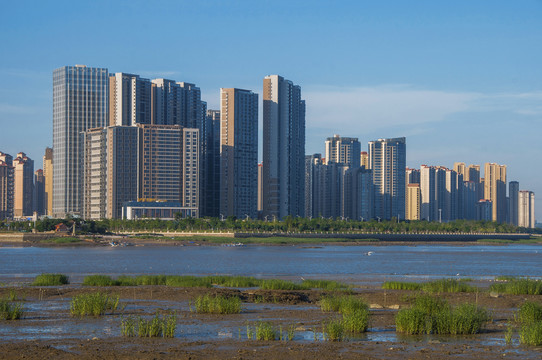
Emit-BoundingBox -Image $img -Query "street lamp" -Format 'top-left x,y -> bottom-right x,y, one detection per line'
438,209 -> 442,223
376,216 -> 381,222
244,214 -> 249,221
220,214 -> 225,221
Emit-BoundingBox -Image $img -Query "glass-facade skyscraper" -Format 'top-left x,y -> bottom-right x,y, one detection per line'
53,65 -> 109,217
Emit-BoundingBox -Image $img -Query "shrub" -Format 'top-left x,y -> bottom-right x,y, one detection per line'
32,273 -> 69,286
193,294 -> 241,314
70,292 -> 120,317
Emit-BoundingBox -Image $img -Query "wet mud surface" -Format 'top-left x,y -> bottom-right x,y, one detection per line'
0,285 -> 542,359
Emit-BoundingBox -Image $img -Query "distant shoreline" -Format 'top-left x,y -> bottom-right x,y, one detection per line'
0,231 -> 539,247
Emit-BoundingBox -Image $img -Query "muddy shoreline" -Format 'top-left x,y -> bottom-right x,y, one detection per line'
0,283 -> 541,359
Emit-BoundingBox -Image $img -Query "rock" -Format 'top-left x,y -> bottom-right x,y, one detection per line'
490,291 -> 501,298
387,304 -> 400,310
370,303 -> 383,309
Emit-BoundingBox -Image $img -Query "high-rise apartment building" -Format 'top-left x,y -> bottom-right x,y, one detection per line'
82,128 -> 108,219
325,135 -> 361,167
0,152 -> 14,220
109,73 -> 152,126
466,165 -> 480,183
106,126 -> 140,219
484,163 -> 507,223
453,162 -> 466,177
43,147 -> 53,216
369,137 -> 406,220
220,88 -> 258,219
518,191 -> 535,228
262,75 -> 305,219
304,154 -> 322,219
360,151 -> 369,169
181,128 -> 200,211
257,163 -> 263,213
406,184 -> 421,220
138,124 -> 182,202
201,109 -> 221,217
406,168 -> 421,185
13,152 -> 34,217
33,169 -> 45,216
476,199 -> 493,221
508,181 -> 519,226
463,181 -> 479,220
53,65 -> 109,217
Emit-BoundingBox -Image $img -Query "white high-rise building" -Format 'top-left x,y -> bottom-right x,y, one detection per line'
325,135 -> 361,167
53,65 -> 109,217
518,191 -> 535,228
369,137 -> 406,221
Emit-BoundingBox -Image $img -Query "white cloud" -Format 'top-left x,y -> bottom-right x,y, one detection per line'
303,85 -> 542,133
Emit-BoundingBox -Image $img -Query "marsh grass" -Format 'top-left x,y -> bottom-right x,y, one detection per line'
495,275 -> 517,282
259,279 -> 307,290
32,273 -> 69,286
193,294 -> 241,314
70,292 -> 120,317
518,301 -> 542,324
83,275 -> 118,286
0,300 -> 23,320
121,312 -> 176,338
490,278 -> 542,295
382,281 -> 422,291
245,321 -> 294,341
520,322 -> 542,346
6,290 -> 25,302
383,279 -> 476,293
395,295 -> 489,335
323,319 -> 345,341
320,295 -> 368,315
207,275 -> 260,288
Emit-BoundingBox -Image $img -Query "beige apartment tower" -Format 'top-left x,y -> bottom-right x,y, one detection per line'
43,147 -> 53,216
13,152 -> 34,218
406,183 -> 421,220
220,88 -> 258,219
0,152 -> 14,220
484,163 -> 507,223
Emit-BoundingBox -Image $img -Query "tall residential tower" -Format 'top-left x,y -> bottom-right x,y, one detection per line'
262,75 -> 306,219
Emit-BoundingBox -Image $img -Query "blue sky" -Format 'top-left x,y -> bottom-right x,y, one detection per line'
1,0 -> 541,220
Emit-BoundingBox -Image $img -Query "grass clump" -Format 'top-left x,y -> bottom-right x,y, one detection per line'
302,279 -> 351,291
422,279 -> 476,293
121,312 -> 176,338
259,279 -> 306,290
323,319 -> 345,341
490,278 -> 542,295
382,279 -> 476,293
42,237 -> 81,244
208,275 -> 261,288
0,300 -> 23,320
518,301 -> 542,324
382,281 -> 422,291
520,322 -> 542,346
320,295 -> 370,335
395,295 -> 489,335
320,295 -> 368,314
83,275 -> 118,286
193,294 -> 241,314
70,292 -> 120,317
165,276 -> 212,288
32,273 -> 69,286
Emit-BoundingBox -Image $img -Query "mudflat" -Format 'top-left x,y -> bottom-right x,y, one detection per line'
0,283 -> 541,359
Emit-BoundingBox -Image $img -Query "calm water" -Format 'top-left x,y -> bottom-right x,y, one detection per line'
1,244 -> 541,282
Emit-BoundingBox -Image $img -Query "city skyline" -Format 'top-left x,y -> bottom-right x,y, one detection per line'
0,1 -> 540,218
